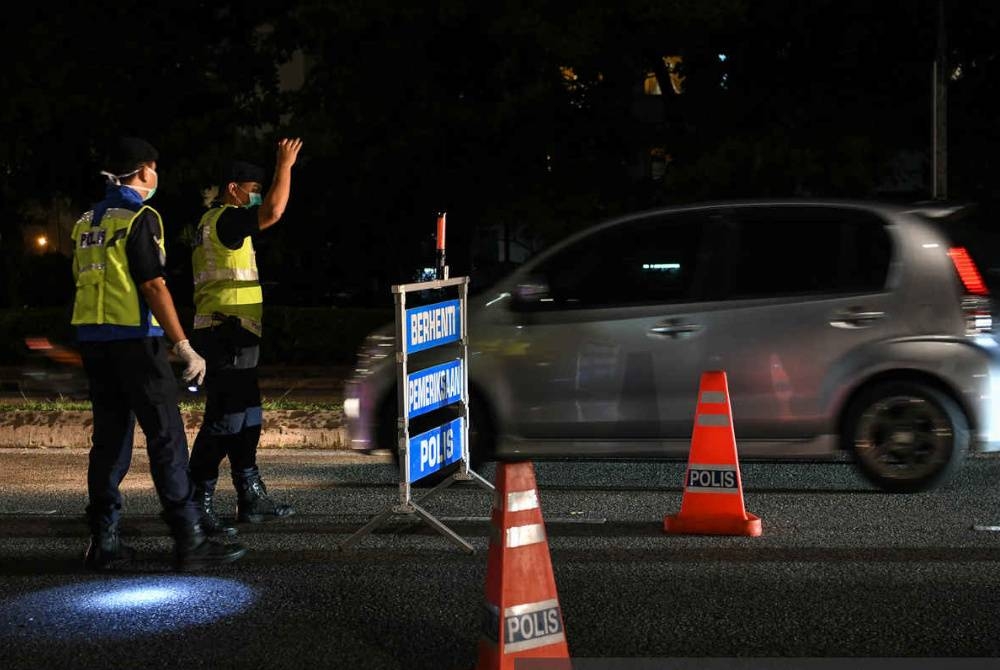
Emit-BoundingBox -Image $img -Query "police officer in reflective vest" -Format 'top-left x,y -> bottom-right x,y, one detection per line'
72,136 -> 247,570
189,138 -> 303,534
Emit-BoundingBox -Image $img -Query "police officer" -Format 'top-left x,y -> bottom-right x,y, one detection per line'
189,138 -> 303,534
72,136 -> 247,571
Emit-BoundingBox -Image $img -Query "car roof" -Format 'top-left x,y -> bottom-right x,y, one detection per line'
541,198 -> 962,250
482,197 -> 982,296
594,197 -> 974,226
504,198 -> 966,278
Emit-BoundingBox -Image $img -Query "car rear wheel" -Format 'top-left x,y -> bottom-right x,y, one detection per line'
843,380 -> 969,493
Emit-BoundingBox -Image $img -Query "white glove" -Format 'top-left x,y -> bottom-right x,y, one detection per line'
173,339 -> 207,386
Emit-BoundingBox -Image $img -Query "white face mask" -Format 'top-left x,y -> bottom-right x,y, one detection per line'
131,167 -> 158,201
101,166 -> 158,201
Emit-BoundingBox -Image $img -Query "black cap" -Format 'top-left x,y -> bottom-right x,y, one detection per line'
106,136 -> 158,176
221,160 -> 266,185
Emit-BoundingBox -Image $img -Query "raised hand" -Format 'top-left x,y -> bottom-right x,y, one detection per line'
276,138 -> 303,169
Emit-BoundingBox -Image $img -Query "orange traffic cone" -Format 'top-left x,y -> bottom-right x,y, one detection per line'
664,370 -> 762,537
477,461 -> 569,669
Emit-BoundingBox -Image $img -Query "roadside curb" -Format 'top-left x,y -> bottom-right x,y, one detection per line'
0,410 -> 348,450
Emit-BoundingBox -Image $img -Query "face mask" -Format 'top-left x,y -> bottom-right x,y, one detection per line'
127,167 -> 157,201
101,166 -> 157,201
238,185 -> 262,209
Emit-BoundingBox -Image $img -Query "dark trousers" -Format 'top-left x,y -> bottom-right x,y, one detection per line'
188,325 -> 263,490
80,337 -> 199,532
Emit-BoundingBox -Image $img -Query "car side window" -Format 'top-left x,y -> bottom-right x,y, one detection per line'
515,214 -> 708,310
840,213 -> 893,292
725,207 -> 891,299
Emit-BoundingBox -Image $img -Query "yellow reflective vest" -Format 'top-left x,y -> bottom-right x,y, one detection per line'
191,205 -> 263,336
71,205 -> 163,328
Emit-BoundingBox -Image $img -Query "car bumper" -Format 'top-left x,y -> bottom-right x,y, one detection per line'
970,336 -> 1000,452
343,379 -> 374,451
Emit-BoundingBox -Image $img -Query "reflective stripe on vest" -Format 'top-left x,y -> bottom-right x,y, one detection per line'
194,268 -> 259,283
70,206 -> 164,327
191,205 -> 263,335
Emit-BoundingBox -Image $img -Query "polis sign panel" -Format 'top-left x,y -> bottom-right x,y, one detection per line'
408,417 -> 464,482
405,299 -> 461,354
406,358 -> 463,419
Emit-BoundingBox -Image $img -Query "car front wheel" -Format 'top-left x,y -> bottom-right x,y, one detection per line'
843,380 -> 969,493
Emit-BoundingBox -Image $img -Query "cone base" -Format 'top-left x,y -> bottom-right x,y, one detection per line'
477,642 -> 571,670
663,512 -> 762,537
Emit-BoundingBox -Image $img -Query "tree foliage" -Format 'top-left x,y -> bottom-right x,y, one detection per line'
3,1 -> 1000,308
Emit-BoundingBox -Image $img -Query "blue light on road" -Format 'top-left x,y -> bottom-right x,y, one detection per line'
88,586 -> 180,609
1,576 -> 256,640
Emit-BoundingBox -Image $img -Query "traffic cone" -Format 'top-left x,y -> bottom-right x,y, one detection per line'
477,461 -> 569,669
664,370 -> 762,537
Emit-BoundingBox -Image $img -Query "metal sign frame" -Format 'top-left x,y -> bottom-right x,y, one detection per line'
340,276 -> 494,553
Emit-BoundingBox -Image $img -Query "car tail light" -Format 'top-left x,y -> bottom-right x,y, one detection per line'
948,246 -> 992,335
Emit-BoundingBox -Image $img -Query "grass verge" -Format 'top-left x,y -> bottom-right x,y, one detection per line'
0,399 -> 340,413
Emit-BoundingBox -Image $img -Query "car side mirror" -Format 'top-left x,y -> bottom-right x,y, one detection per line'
511,276 -> 551,310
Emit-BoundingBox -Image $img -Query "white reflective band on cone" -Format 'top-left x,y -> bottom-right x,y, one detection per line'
701,391 -> 727,403
697,413 -> 730,426
505,598 -> 560,617
501,490 -> 539,512
506,523 -> 546,548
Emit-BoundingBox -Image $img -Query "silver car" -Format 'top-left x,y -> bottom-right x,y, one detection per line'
344,199 -> 1000,492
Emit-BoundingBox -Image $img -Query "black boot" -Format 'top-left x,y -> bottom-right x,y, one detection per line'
193,482 -> 238,537
84,523 -> 136,571
173,523 -> 247,571
235,470 -> 295,523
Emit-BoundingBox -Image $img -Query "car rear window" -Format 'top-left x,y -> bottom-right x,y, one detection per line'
725,206 -> 892,299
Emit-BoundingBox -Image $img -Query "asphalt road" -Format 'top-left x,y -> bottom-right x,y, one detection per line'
3,449 -> 1000,669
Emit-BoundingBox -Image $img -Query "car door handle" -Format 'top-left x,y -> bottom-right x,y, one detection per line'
830,308 -> 886,329
648,322 -> 704,338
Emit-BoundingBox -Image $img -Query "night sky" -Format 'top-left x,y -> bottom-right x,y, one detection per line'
2,0 -> 999,310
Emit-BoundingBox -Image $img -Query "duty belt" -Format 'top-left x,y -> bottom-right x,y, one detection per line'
193,312 -> 262,337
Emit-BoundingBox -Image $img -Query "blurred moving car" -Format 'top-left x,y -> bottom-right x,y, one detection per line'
13,336 -> 89,399
10,336 -> 203,400
344,199 -> 1000,492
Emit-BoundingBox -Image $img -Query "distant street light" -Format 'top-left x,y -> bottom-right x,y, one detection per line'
36,235 -> 48,249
